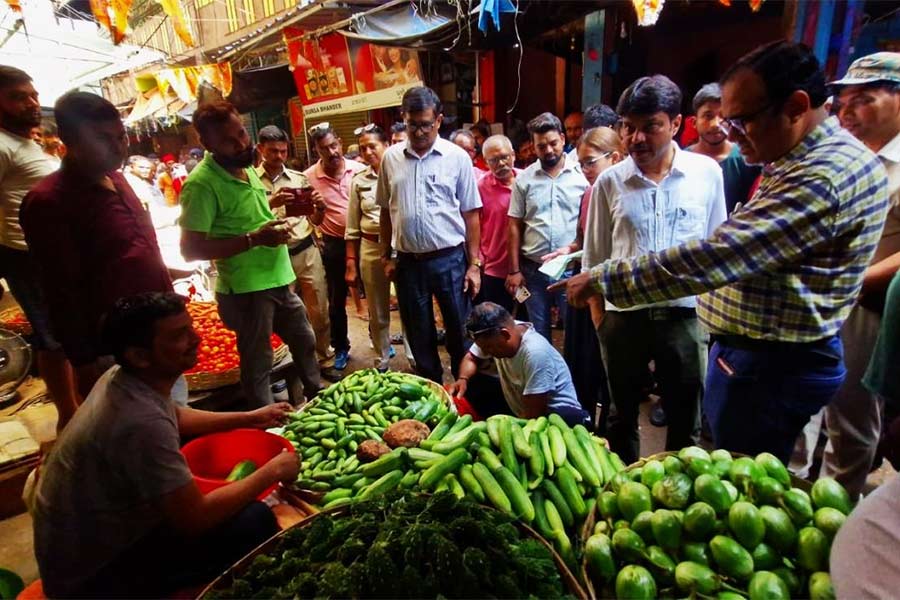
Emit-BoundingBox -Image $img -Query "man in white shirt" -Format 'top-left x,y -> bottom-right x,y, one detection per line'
582,75 -> 727,464
377,86 -> 482,383
0,65 -> 78,430
819,53 -> 900,497
506,112 -> 589,341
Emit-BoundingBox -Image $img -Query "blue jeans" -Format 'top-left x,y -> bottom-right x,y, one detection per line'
520,258 -> 567,342
705,335 -> 846,464
396,245 -> 471,383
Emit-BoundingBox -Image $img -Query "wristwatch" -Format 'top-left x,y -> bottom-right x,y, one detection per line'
470,258 -> 483,269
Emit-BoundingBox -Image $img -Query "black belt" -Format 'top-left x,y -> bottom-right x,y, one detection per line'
288,235 -> 315,256
398,243 -> 462,262
711,334 -> 838,354
627,306 -> 697,321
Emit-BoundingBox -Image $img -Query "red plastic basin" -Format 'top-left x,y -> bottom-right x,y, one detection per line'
181,429 -> 294,500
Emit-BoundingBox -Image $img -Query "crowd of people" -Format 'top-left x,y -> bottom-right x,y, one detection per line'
0,39 -> 899,597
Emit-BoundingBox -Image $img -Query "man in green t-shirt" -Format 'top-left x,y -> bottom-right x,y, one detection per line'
180,101 -> 321,406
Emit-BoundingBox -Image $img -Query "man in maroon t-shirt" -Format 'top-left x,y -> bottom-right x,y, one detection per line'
21,92 -> 173,396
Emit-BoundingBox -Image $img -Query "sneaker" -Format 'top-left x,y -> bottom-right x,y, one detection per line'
388,346 -> 396,359
335,349 -> 350,370
320,367 -> 344,382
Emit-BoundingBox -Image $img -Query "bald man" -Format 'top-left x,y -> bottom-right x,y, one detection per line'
475,135 -> 521,312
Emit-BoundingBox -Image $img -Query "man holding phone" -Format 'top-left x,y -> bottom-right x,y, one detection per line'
180,102 -> 322,407
255,126 -> 340,381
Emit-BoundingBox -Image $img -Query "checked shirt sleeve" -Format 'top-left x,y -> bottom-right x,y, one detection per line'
590,170 -> 839,309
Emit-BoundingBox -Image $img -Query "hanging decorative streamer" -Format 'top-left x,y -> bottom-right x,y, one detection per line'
157,0 -> 195,47
153,63 -> 232,103
5,0 -> 21,12
719,0 -> 765,11
632,0 -> 665,26
89,0 -> 133,44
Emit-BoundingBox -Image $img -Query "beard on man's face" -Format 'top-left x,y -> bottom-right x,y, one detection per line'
216,146 -> 255,169
539,151 -> 561,170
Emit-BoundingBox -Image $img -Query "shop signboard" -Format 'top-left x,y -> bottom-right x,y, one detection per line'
300,80 -> 421,119
284,28 -> 421,115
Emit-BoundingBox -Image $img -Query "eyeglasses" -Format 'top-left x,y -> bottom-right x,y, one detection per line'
579,152 -> 611,169
486,153 -> 513,166
466,326 -> 499,340
354,123 -> 377,136
719,104 -> 773,137
308,122 -> 331,136
406,119 -> 436,133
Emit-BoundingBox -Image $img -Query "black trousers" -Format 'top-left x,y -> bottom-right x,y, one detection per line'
322,235 -> 350,352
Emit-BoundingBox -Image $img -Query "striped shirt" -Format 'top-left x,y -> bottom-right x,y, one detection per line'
588,117 -> 889,342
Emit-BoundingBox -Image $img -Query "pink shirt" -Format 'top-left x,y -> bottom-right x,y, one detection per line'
478,170 -> 520,278
304,159 -> 365,238
578,183 -> 594,233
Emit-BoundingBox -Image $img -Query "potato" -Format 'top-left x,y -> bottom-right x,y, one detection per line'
357,439 -> 391,462
382,419 -> 431,448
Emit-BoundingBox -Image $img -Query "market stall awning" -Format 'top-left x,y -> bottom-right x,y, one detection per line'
0,0 -> 166,105
123,88 -> 186,125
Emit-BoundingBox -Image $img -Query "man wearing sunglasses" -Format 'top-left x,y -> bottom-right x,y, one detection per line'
578,75 -> 727,465
303,123 -> 365,371
451,301 -> 589,426
376,86 -> 481,383
554,41 -> 890,464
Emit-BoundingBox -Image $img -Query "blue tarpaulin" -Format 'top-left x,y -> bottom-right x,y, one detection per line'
478,0 -> 516,33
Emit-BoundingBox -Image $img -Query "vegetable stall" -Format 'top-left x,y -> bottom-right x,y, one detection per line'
202,368 -> 854,599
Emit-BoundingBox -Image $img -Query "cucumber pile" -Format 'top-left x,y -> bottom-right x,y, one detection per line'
305,411 -> 626,568
583,446 -> 853,600
281,369 -> 451,493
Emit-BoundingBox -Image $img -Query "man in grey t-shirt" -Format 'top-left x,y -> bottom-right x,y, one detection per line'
34,293 -> 299,598
450,302 -> 588,426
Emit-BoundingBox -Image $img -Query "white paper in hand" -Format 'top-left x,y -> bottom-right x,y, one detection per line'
538,250 -> 583,280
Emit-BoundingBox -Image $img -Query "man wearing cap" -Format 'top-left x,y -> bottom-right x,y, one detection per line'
553,41 -> 890,464
818,52 -> 900,497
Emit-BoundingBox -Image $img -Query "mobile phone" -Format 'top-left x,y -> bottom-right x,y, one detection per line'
514,285 -> 531,304
285,187 -> 315,217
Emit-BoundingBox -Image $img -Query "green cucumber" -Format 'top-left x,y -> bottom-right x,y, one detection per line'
418,448 -> 470,490
472,462 -> 513,516
493,465 -> 535,522
458,464 -> 485,502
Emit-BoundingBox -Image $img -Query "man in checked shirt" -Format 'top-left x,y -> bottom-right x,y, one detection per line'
554,41 -> 890,463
